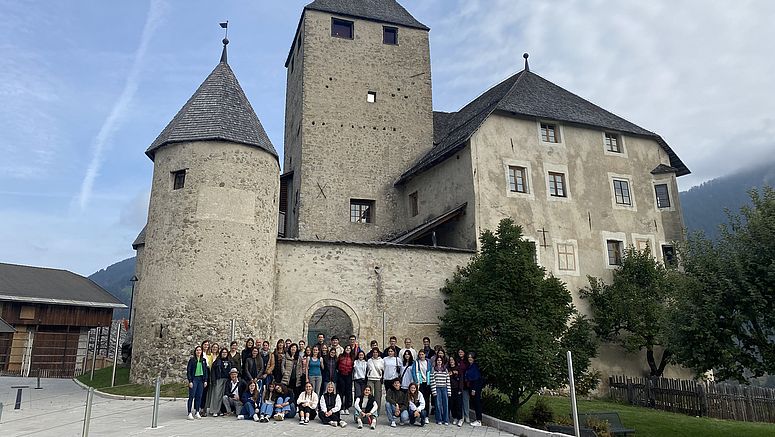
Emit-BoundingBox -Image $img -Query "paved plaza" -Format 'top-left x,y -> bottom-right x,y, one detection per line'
0,377 -> 516,437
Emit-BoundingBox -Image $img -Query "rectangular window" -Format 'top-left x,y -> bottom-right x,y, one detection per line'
613,179 -> 632,205
20,305 -> 36,320
557,243 -> 576,271
409,191 -> 418,217
548,172 -> 567,197
662,244 -> 676,266
383,26 -> 398,45
541,123 -> 559,143
331,18 -> 354,39
367,91 -> 377,103
655,184 -> 671,208
635,239 -> 651,255
350,199 -> 374,223
172,170 -> 186,190
508,166 -> 528,193
607,240 -> 623,266
605,132 -> 622,153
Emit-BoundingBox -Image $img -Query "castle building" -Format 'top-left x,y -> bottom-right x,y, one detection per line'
130,0 -> 689,383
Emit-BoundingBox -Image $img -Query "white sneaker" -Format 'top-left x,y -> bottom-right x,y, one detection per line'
187,413 -> 194,420
457,420 -> 462,427
339,420 -> 347,427
305,417 -> 309,423
254,413 -> 260,422
330,421 -> 338,427
390,421 -> 396,428
370,421 -> 376,429
357,418 -> 363,429
343,409 -> 349,415
424,417 -> 429,424
237,415 -> 245,420
471,420 -> 481,427
194,412 -> 202,419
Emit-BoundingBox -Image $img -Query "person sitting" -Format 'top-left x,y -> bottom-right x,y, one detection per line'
407,383 -> 427,426
319,382 -> 347,428
272,383 -> 294,420
353,385 -> 379,429
385,379 -> 409,427
237,381 -> 260,422
221,368 -> 245,416
296,382 -> 318,424
258,382 -> 277,422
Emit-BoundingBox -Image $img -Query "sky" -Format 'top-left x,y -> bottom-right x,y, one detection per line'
1,0 -> 774,276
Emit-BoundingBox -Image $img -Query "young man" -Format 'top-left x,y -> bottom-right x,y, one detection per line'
314,333 -> 326,352
222,368 -> 245,416
385,379 -> 409,427
382,336 -> 400,358
348,335 -> 362,355
421,337 -> 435,361
400,338 -> 418,362
331,336 -> 344,357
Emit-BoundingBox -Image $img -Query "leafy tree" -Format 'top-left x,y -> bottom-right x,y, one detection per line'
439,218 -> 596,412
667,187 -> 775,382
581,248 -> 678,377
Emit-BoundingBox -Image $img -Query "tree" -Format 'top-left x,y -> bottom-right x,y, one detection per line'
667,187 -> 775,382
438,218 -> 596,412
581,248 -> 678,377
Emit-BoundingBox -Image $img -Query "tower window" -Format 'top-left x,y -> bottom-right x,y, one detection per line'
662,244 -> 676,266
350,199 -> 374,224
383,26 -> 398,45
172,169 -> 186,190
409,191 -> 418,217
367,91 -> 377,103
655,184 -> 671,208
332,18 -> 354,39
613,179 -> 632,205
508,166 -> 528,193
605,132 -> 622,153
607,239 -> 624,266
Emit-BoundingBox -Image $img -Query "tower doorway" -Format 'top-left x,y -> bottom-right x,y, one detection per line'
306,306 -> 354,347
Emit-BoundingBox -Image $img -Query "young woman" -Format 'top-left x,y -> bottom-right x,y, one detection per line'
366,347 -> 385,411
272,340 -> 285,384
336,344 -> 355,413
258,382 -> 277,422
281,343 -> 302,398
300,346 -> 312,392
208,348 -> 231,416
296,382 -> 318,424
411,349 -> 432,423
448,357 -> 463,426
385,379 -> 408,427
321,344 -> 329,360
243,346 -> 263,385
186,345 -> 208,420
237,380 -> 260,421
400,350 -> 414,392
382,347 -> 402,395
435,348 -> 448,365
407,383 -> 427,427
199,340 -> 212,416
353,385 -> 379,429
431,355 -> 451,425
228,340 -> 242,372
456,349 -> 470,425
352,350 -> 368,403
272,383 -> 293,421
465,352 -> 483,427
260,340 -> 274,392
241,338 -> 255,364
307,345 -> 324,395
322,347 -> 338,395
319,381 -> 347,427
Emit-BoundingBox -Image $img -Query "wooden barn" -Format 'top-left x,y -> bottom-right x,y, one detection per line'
0,262 -> 125,377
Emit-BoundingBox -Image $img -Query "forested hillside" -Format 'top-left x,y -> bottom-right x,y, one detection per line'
88,257 -> 136,319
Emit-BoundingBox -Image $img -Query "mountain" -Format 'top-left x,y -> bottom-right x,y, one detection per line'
680,162 -> 775,240
88,257 -> 136,319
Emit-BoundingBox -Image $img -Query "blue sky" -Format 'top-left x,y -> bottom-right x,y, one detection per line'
1,0 -> 774,276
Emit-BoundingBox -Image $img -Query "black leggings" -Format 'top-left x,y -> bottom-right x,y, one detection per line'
320,410 -> 340,424
471,389 -> 482,421
299,405 -> 317,420
337,373 -> 353,409
419,383 -> 432,416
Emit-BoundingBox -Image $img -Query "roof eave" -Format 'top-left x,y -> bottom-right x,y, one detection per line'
304,6 -> 430,31
0,294 -> 126,309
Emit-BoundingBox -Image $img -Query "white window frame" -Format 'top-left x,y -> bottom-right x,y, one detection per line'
608,173 -> 637,211
553,239 -> 580,276
653,179 -> 676,212
602,131 -> 628,157
503,159 -> 534,199
544,163 -> 571,202
601,231 -> 627,270
537,120 -> 565,146
631,233 -> 656,258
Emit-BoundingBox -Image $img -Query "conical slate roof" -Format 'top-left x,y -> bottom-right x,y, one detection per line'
146,59 -> 277,159
305,0 -> 429,30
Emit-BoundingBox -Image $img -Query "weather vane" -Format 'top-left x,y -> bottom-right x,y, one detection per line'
219,21 -> 229,63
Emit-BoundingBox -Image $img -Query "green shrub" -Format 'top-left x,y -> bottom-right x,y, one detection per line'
585,417 -> 612,437
576,368 -> 602,396
482,386 -> 519,423
526,397 -> 554,429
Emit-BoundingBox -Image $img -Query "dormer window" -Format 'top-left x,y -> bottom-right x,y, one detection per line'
383,26 -> 398,45
540,123 -> 559,143
332,18 -> 354,39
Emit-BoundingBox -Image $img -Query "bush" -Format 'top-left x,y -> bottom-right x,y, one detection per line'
585,417 -> 612,437
526,397 -> 554,429
576,368 -> 602,396
482,386 -> 519,423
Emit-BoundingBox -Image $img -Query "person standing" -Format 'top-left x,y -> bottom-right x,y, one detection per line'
296,382 -> 319,424
322,347 -> 338,395
411,349 -> 432,423
400,338 -> 417,362
307,345 -> 324,395
314,332 -> 326,353
421,337 -> 436,361
281,343 -> 302,399
448,357 -> 463,426
337,344 -> 355,413
319,382 -> 347,427
228,341 -> 242,372
382,336 -> 400,358
400,350 -> 414,392
260,340 -> 274,394
331,336 -> 344,357
186,345 -> 208,420
272,340 -> 285,384
465,352 -> 484,427
208,348 -> 231,416
456,349 -> 470,425
352,350 -> 368,402
431,355 -> 451,425
348,335 -> 362,356
243,346 -> 264,387
241,338 -> 255,364
382,347 -> 402,395
366,348 -> 385,412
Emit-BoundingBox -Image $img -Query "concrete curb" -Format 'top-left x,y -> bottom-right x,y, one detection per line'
482,414 -> 568,437
71,377 -> 183,402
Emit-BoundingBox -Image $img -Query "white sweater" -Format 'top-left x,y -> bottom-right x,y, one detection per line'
367,357 -> 385,380
408,392 -> 426,412
353,360 -> 368,380
296,391 -> 319,410
383,356 -> 402,381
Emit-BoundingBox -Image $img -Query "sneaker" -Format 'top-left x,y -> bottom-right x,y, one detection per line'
425,417 -> 430,424
299,418 -> 305,425
457,420 -> 462,427
194,412 -> 202,419
343,409 -> 349,415
330,421 -> 338,427
370,421 -> 376,429
277,414 -> 285,421
237,415 -> 245,420
253,413 -> 260,422
305,417 -> 309,423
339,420 -> 347,428
187,413 -> 194,420
471,420 -> 481,427
357,418 -> 363,429
390,421 -> 396,428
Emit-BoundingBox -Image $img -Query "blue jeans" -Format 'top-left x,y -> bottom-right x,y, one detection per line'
434,387 -> 449,423
385,403 -> 408,425
187,376 -> 205,413
260,401 -> 274,416
240,401 -> 256,418
274,396 -> 292,416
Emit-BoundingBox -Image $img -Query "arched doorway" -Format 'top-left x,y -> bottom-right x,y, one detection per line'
306,306 -> 354,347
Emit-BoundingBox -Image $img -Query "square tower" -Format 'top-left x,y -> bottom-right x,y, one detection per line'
282,0 -> 433,241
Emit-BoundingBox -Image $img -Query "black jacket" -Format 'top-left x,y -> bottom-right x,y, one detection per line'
223,378 -> 246,399
186,356 -> 209,382
243,356 -> 264,382
213,357 -> 231,380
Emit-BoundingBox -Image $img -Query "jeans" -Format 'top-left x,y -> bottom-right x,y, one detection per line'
385,402 -> 409,425
462,390 -> 471,422
260,401 -> 274,416
409,408 -> 427,426
222,395 -> 242,414
240,401 -> 256,418
309,375 -> 323,395
187,376 -> 205,413
354,378 -> 367,401
274,396 -> 292,416
434,387 -> 449,423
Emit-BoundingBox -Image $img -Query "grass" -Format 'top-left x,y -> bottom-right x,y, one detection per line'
76,366 -> 188,398
514,394 -> 775,437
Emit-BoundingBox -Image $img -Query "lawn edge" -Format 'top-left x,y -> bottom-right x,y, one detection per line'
72,376 -> 183,401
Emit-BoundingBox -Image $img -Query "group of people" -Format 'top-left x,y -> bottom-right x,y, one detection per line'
185,334 -> 485,428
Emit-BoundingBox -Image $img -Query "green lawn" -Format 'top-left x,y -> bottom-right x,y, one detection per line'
76,366 -> 188,398
517,395 -> 775,437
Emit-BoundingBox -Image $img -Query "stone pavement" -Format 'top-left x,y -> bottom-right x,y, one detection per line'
0,377 -> 516,437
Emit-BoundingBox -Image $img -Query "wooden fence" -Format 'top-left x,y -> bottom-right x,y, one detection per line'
609,375 -> 775,423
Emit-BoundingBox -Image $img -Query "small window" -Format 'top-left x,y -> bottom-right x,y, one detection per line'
508,166 -> 528,193
332,18 -> 354,39
605,132 -> 622,153
383,26 -> 398,45
557,243 -> 576,271
20,305 -> 36,320
613,179 -> 632,205
172,170 -> 186,190
607,240 -> 623,266
655,184 -> 671,208
662,245 -> 676,266
541,123 -> 559,143
367,91 -> 377,103
350,199 -> 374,224
409,191 -> 418,217
635,239 -> 651,255
548,172 -> 567,197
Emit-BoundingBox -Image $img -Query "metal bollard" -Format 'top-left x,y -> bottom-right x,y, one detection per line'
0,402 -> 4,422
82,387 -> 94,437
151,376 -> 161,428
110,327 -> 120,387
36,374 -> 42,389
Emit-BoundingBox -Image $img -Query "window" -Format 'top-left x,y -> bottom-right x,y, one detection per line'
655,184 -> 671,208
605,132 -> 622,153
635,239 -> 651,255
20,305 -> 35,320
548,172 -> 567,197
613,179 -> 632,205
350,199 -> 374,223
607,240 -> 623,266
541,123 -> 559,143
331,18 -> 353,39
662,245 -> 676,266
367,91 -> 377,103
557,243 -> 576,271
409,191 -> 418,217
508,166 -> 528,193
383,26 -> 398,45
172,170 -> 186,190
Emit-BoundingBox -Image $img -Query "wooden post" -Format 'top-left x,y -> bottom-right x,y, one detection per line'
626,380 -> 634,405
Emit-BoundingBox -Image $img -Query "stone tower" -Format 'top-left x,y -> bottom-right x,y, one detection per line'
130,42 -> 280,383
281,0 -> 433,241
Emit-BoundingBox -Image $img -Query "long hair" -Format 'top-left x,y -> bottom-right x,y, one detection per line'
408,382 -> 419,403
247,381 -> 259,402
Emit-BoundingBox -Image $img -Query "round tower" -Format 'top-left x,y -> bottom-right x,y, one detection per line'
130,40 -> 280,383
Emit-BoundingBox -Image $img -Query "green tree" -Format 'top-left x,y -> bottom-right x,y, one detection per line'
438,218 -> 596,412
581,248 -> 678,377
667,187 -> 775,382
